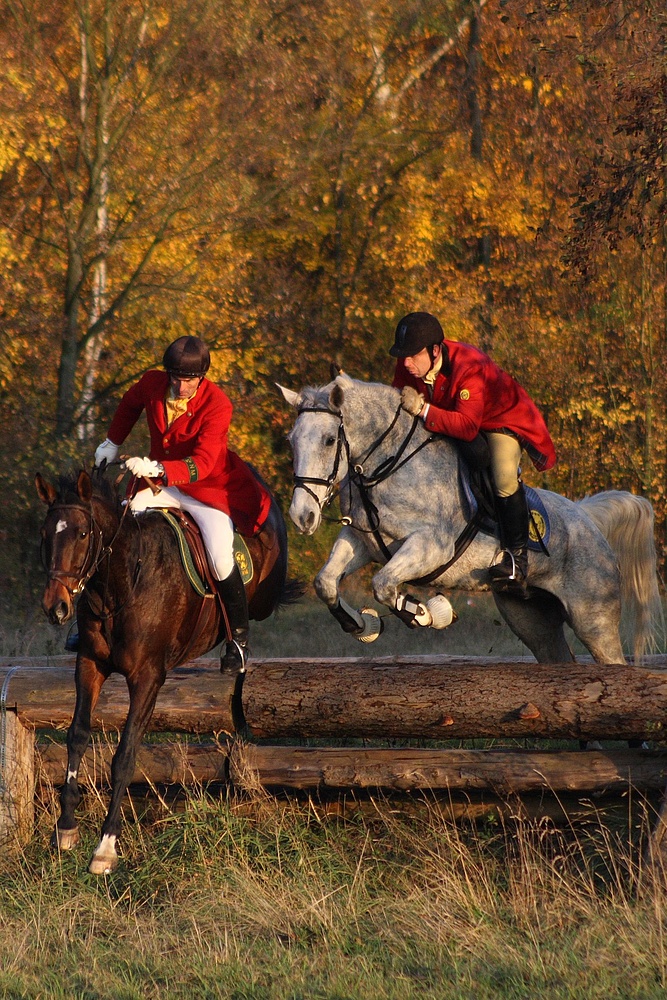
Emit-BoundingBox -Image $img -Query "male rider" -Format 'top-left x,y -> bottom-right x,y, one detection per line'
389,312 -> 556,597
94,335 -> 271,672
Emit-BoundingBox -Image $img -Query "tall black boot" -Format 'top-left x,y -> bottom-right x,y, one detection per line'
488,484 -> 530,599
216,564 -> 250,674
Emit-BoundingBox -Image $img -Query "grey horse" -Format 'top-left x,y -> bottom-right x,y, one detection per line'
279,374 -> 662,665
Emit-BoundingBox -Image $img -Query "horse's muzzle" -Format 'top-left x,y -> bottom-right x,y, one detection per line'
289,502 -> 320,535
42,583 -> 74,625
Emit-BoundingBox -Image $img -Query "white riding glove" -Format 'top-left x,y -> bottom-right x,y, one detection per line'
94,438 -> 120,467
123,456 -> 164,479
400,386 -> 426,417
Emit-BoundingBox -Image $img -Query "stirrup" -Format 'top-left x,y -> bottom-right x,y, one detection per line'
220,638 -> 248,675
65,628 -> 79,653
489,550 -> 529,598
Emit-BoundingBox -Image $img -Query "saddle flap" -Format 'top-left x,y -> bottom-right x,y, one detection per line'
159,509 -> 217,597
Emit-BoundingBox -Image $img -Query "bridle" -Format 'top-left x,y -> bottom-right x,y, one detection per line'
41,503 -> 106,599
291,406 -> 352,516
41,493 -> 135,610
291,403 -> 434,534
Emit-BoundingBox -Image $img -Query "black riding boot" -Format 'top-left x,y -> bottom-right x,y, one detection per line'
217,564 -> 250,674
488,484 -> 530,599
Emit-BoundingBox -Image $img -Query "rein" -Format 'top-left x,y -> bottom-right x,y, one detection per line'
292,403 -> 440,552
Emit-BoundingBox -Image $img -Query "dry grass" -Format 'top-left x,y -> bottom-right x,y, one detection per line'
1,779 -> 667,999
2,596 -> 667,997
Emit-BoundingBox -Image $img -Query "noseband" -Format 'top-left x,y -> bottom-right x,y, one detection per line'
41,502 -> 106,599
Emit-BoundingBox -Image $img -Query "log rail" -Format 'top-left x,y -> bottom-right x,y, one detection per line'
1,653 -> 667,846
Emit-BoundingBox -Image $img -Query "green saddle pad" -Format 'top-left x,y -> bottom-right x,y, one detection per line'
159,511 -> 253,594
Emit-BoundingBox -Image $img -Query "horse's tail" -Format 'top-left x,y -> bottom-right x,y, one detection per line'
577,490 -> 664,662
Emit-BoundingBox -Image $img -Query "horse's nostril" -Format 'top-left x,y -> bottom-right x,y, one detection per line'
52,601 -> 71,625
305,511 -> 316,531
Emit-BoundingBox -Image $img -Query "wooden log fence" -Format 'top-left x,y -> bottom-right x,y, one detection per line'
2,653 -> 667,846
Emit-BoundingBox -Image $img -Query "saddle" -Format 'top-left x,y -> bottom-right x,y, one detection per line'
455,435 -> 550,552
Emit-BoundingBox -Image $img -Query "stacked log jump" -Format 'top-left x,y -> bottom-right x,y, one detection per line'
2,654 -> 667,845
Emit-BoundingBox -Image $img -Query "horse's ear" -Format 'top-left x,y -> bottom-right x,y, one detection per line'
329,381 -> 344,411
77,470 -> 93,503
275,383 -> 302,408
329,362 -> 344,380
35,473 -> 57,505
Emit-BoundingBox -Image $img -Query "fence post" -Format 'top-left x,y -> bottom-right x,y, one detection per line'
0,710 -> 34,847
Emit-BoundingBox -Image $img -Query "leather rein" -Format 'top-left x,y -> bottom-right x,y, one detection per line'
292,403 -> 485,581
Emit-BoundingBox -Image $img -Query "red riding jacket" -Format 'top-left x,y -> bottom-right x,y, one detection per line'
107,370 -> 271,535
392,340 -> 556,472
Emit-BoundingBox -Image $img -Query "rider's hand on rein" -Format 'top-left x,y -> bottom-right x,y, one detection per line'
399,386 -> 426,417
94,438 -> 120,467
121,457 -> 164,496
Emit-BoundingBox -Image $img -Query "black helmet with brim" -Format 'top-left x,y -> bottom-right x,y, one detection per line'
389,312 -> 444,358
163,336 -> 211,377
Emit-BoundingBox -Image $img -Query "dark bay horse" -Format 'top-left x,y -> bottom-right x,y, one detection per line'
36,467 -> 290,874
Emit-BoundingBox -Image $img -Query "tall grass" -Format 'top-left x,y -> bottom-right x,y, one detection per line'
2,781 -> 667,999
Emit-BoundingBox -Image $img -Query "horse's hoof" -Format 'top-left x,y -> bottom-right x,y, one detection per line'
356,607 -> 383,643
88,852 -> 118,875
52,827 -> 79,850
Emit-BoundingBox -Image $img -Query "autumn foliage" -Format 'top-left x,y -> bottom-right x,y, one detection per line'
1,0 -> 665,611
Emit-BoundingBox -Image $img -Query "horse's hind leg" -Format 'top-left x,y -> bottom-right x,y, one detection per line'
54,655 -> 108,850
493,589 -> 575,663
89,671 -> 163,875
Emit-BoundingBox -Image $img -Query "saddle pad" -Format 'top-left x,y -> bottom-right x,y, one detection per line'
460,470 -> 550,551
158,511 -> 254,592
233,533 -> 254,585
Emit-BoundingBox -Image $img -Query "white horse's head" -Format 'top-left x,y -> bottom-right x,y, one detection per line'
278,378 -> 350,534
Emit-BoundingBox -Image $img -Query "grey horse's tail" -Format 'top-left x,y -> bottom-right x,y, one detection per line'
577,491 -> 664,662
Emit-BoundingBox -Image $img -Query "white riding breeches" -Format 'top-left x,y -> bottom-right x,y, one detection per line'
487,432 -> 523,498
130,486 -> 235,581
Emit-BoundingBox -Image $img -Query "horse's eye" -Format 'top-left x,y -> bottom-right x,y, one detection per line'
324,436 -> 336,447
80,530 -> 88,539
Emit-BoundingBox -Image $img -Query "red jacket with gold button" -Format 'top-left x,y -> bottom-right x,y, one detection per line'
107,370 -> 271,535
392,340 -> 556,472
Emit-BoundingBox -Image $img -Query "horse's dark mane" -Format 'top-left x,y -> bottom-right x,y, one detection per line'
56,469 -> 120,509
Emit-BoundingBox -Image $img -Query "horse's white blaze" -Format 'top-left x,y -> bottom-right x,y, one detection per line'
56,519 -> 67,533
66,769 -> 78,783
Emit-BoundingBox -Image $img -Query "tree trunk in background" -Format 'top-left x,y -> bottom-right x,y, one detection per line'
77,25 -> 109,446
465,10 -> 493,352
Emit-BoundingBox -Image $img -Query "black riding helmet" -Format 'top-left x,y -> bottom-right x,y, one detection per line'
389,312 -> 444,358
162,336 -> 211,377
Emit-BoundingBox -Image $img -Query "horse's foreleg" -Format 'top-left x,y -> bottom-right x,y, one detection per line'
314,527 -> 374,634
371,534 -> 455,627
89,673 -> 163,875
54,655 -> 107,851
